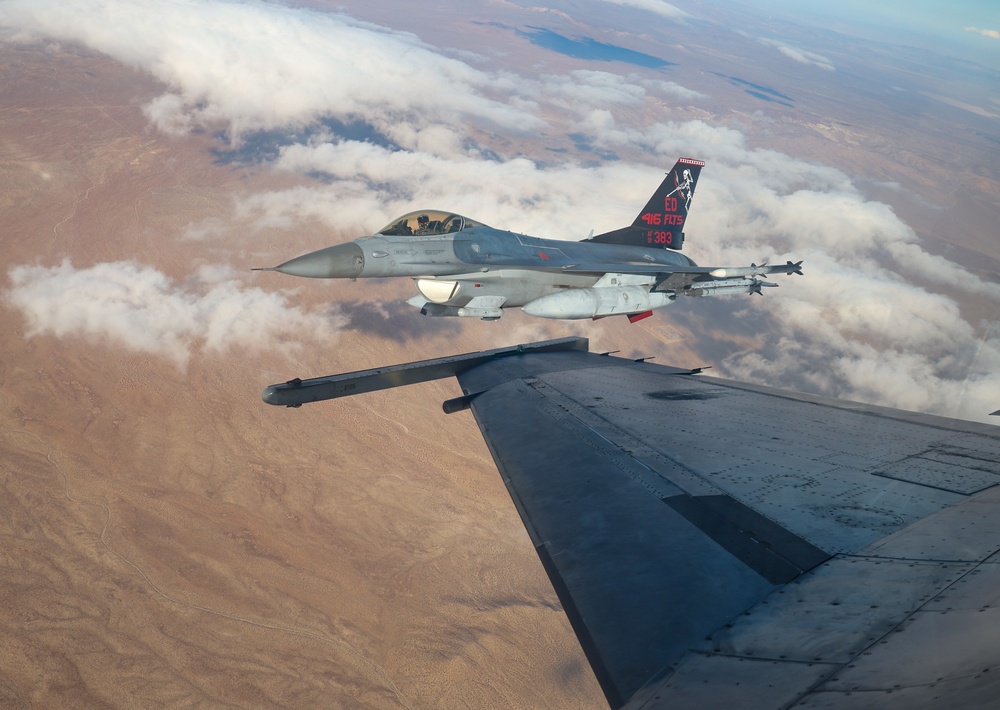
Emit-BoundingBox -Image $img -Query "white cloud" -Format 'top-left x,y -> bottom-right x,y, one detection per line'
758,38 -> 835,71
964,27 -> 1000,40
0,0 -> 708,156
639,78 -> 709,102
543,70 -> 648,108
597,0 -> 692,20
180,217 -> 230,242
720,291 -> 1000,423
0,0 -> 541,143
266,140 -> 658,239
5,260 -> 344,369
540,70 -> 707,112
662,158 -> 1000,423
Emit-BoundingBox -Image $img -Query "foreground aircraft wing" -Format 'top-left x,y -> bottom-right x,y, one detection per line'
265,338 -> 1000,709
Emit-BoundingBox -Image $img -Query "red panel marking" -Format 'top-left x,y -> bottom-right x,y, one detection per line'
678,157 -> 706,166
628,310 -> 653,323
538,252 -> 549,260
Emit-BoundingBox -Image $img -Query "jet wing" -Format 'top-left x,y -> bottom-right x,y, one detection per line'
264,338 -> 1000,709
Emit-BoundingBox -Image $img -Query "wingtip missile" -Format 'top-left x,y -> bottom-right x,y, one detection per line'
709,261 -> 803,280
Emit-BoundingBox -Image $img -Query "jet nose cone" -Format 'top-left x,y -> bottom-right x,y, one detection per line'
273,242 -> 365,278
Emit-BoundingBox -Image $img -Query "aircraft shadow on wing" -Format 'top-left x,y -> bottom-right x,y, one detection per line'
256,159 -> 803,322
264,337 -> 1000,709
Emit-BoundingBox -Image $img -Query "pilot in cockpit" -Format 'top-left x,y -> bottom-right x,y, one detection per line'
415,214 -> 434,234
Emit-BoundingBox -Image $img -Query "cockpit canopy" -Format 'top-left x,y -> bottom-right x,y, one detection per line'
377,210 -> 484,237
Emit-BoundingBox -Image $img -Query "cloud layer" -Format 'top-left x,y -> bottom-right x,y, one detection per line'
597,0 -> 692,21
2,0 -> 998,422
245,123 -> 1000,422
6,261 -> 343,369
965,27 -> 1000,40
0,0 -> 539,143
758,38 -> 836,71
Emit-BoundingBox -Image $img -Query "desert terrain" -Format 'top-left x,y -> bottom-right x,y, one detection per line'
0,46 -> 625,709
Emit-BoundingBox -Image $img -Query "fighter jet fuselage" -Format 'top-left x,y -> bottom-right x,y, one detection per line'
259,158 -> 803,321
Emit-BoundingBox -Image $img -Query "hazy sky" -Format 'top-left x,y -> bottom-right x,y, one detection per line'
746,0 -> 1000,60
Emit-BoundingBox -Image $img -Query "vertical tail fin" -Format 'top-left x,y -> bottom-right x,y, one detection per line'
587,157 -> 704,250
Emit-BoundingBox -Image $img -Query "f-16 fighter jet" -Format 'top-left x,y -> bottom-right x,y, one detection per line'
257,158 -> 802,322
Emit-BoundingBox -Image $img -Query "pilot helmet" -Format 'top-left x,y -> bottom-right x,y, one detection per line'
417,214 -> 429,225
